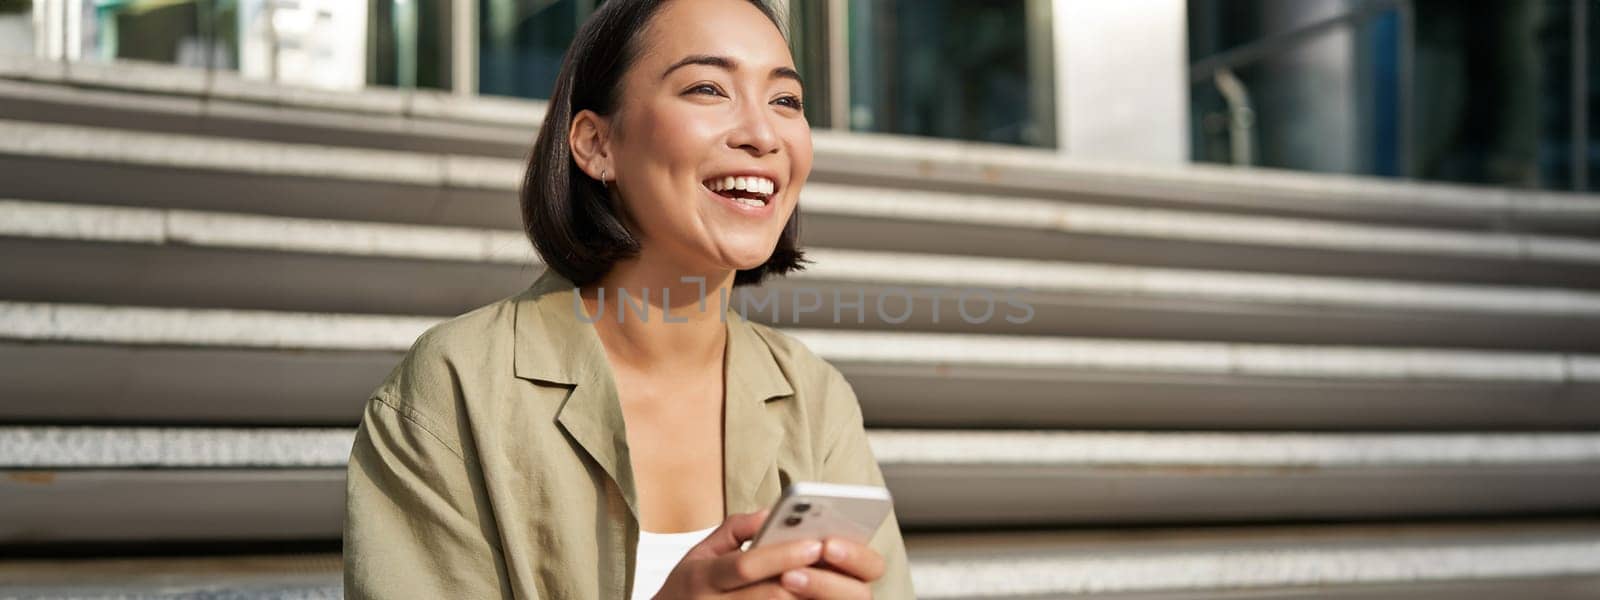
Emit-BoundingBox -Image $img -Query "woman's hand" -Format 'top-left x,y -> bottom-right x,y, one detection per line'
653,509 -> 887,599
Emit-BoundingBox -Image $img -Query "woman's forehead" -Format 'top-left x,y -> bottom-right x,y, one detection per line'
636,0 -> 794,76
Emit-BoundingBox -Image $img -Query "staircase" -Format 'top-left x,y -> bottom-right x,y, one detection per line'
3,54 -> 1600,599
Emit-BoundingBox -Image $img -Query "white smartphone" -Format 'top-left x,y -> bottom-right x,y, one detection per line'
741,482 -> 893,552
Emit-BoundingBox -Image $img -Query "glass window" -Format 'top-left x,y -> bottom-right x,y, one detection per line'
0,0 -> 33,56
369,0 -> 450,90
238,0 -> 370,89
1526,0 -> 1599,192
1587,1 -> 1600,190
479,0 -> 597,99
1189,0 -> 1386,176
846,0 -> 1055,147
1190,0 -> 1600,192
1411,0 -> 1546,188
87,0 -> 238,69
82,0 -> 375,91
785,0 -> 833,127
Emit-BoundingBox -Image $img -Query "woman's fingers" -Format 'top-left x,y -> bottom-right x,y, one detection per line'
727,582 -> 804,600
684,509 -> 769,559
668,511 -> 883,596
778,566 -> 873,599
707,538 -> 823,591
816,537 -> 886,583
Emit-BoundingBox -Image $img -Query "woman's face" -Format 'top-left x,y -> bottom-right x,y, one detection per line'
602,0 -> 812,275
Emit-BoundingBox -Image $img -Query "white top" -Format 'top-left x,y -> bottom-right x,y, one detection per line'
630,524 -> 719,600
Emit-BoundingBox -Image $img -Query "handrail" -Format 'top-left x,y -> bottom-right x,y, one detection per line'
1189,0 -> 1402,85
1191,1 -> 1405,169
1213,68 -> 1254,166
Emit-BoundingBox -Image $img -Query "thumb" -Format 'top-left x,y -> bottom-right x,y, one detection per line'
685,509 -> 770,559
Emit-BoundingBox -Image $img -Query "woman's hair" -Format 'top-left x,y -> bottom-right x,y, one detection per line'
521,0 -> 807,287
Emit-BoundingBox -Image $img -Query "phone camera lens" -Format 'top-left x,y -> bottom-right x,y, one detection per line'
784,515 -> 803,527
793,502 -> 811,513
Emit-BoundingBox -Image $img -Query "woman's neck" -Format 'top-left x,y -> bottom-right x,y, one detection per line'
579,257 -> 735,376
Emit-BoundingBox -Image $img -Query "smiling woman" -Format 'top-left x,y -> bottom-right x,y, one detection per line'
342,0 -> 915,599
524,0 -> 812,289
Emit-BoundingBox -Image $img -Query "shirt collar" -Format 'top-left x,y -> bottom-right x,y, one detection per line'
512,268 -> 797,519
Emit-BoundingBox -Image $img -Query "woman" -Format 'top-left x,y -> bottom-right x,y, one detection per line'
343,0 -> 916,597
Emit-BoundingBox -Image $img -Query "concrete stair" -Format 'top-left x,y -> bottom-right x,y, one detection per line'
6,522 -> 1600,599
3,55 -> 1600,598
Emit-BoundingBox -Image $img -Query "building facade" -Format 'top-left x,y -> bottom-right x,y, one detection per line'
7,0 -> 1593,191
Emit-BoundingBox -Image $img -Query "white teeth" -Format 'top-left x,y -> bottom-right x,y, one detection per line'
733,196 -> 763,208
705,175 -> 776,196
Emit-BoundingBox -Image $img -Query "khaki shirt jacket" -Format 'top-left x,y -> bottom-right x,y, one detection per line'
344,268 -> 916,598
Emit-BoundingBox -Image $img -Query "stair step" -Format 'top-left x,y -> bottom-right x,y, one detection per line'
5,302 -> 1595,383
4,427 -> 1600,531
5,118 -> 1599,288
7,200 -> 1600,351
2,302 -> 1595,427
905,519 -> 1600,598
5,521 -> 1598,598
811,138 -> 1600,232
0,554 -> 342,600
0,118 -> 517,189
0,54 -> 545,129
6,338 -> 1593,429
800,182 -> 1600,287
0,77 -> 532,158
7,117 -> 1600,289
12,426 -> 1598,469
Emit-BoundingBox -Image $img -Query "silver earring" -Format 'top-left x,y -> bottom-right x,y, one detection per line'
600,169 -> 609,182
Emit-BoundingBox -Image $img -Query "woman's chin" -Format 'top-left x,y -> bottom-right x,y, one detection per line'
729,253 -> 777,271
705,233 -> 783,269
715,245 -> 781,272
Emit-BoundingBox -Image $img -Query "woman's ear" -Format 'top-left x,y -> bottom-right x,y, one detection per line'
569,109 -> 613,181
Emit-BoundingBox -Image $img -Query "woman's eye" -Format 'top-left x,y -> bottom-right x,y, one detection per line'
685,85 -> 801,110
688,83 -> 724,97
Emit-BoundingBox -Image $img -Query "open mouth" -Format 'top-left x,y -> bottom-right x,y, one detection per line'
702,175 -> 776,209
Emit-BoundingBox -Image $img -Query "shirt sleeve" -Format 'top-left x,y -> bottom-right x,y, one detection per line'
818,365 -> 918,599
343,394 -> 518,599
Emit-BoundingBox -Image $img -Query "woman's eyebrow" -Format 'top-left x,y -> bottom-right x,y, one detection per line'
661,54 -> 805,87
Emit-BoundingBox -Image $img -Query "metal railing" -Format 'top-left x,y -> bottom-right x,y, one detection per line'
1189,0 -> 1411,174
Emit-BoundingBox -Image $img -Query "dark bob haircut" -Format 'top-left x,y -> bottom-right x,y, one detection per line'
521,0 -> 807,288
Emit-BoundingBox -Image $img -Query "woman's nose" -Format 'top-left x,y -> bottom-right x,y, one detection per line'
727,98 -> 781,156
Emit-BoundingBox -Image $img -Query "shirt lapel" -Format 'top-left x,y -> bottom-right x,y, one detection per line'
722,308 -> 797,515
514,269 -> 638,519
